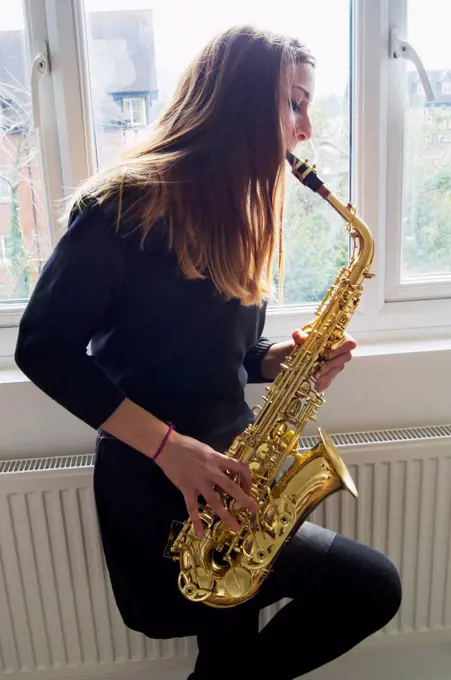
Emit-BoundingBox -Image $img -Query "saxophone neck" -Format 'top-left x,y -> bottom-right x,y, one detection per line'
326,193 -> 374,282
286,152 -> 374,280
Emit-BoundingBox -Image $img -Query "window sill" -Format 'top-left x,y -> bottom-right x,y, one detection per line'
264,298 -> 451,344
2,337 -> 450,459
0,355 -> 31,382
2,333 -> 450,390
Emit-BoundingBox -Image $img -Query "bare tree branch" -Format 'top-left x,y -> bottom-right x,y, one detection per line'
0,70 -> 41,298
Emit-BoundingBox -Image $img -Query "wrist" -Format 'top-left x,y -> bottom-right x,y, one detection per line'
151,422 -> 175,463
154,426 -> 180,468
261,339 -> 295,381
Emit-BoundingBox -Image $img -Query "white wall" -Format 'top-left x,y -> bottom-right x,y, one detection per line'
1,339 -> 450,460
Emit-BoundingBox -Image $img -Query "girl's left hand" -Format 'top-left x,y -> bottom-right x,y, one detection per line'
292,329 -> 357,393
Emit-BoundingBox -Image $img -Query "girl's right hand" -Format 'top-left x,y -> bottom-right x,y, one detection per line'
156,430 -> 257,537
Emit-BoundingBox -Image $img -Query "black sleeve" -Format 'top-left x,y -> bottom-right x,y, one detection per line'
14,202 -> 127,430
242,302 -> 276,383
243,337 -> 276,383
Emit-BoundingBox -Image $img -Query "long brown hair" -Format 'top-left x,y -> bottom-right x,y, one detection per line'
65,24 -> 315,305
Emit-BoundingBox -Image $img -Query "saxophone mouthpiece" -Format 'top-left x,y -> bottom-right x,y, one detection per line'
285,151 -> 325,194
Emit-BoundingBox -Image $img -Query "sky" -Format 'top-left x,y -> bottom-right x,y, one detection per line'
1,0 -> 450,101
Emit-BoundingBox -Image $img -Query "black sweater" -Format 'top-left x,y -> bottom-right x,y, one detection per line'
15,201 -> 275,449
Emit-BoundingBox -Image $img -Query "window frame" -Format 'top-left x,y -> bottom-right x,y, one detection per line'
385,0 -> 451,303
0,0 -> 93,336
122,96 -> 147,127
0,0 -> 450,360
266,0 -> 450,342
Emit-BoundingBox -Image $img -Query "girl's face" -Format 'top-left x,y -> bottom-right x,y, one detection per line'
280,62 -> 315,153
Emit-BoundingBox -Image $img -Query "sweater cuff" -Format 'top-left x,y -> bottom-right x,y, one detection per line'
243,338 -> 277,383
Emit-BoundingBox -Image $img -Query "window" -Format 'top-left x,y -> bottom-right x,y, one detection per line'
276,2 -> 351,305
386,0 -> 451,303
83,0 -> 350,306
401,3 -> 451,282
121,97 -> 147,126
84,6 -> 157,170
1,0 -> 450,355
0,1 -> 52,305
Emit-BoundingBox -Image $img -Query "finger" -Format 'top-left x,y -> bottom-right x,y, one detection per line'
292,329 -> 309,345
318,366 -> 344,385
316,376 -> 332,392
317,354 -> 351,377
327,343 -> 355,361
215,472 -> 257,514
184,493 -> 204,538
328,336 -> 357,359
203,488 -> 241,532
218,456 -> 252,491
239,470 -> 251,494
317,368 -> 343,391
224,466 -> 251,495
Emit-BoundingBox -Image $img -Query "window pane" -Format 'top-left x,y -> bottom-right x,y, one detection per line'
402,0 -> 451,282
282,0 -> 350,305
0,4 -> 50,303
84,0 -> 351,305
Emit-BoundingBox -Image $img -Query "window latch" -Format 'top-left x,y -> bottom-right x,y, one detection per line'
30,40 -> 51,129
390,29 -> 434,102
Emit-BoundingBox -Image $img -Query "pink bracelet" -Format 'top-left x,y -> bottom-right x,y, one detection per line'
152,422 -> 174,462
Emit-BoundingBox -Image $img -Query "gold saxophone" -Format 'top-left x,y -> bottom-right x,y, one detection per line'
165,151 -> 375,608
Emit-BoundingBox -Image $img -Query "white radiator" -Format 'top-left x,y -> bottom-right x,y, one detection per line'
1,425 -> 451,680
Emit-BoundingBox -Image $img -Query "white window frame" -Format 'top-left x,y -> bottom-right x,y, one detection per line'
384,0 -> 451,304
122,97 -> 147,126
0,0 -> 450,360
0,0 -> 93,340
266,0 -> 451,342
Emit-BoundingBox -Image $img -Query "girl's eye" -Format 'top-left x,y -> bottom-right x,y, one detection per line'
290,99 -> 301,113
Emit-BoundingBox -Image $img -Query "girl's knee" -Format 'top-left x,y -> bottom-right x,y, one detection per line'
373,551 -> 402,625
331,535 -> 402,629
353,544 -> 402,630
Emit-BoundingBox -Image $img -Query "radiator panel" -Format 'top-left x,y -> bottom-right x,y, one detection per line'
1,428 -> 450,677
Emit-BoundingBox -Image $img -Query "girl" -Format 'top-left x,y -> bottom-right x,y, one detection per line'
15,24 -> 401,680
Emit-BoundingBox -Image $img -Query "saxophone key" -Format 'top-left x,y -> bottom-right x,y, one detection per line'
223,566 -> 252,598
252,404 -> 263,417
295,379 -> 312,398
262,497 -> 296,536
178,571 -> 212,602
242,530 -> 274,566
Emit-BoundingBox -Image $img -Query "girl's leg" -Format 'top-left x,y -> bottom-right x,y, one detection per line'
188,523 -> 402,680
188,608 -> 260,680
254,531 -> 402,680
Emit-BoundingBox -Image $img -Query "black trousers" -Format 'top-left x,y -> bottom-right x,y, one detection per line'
188,525 -> 402,680
94,437 -> 402,679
